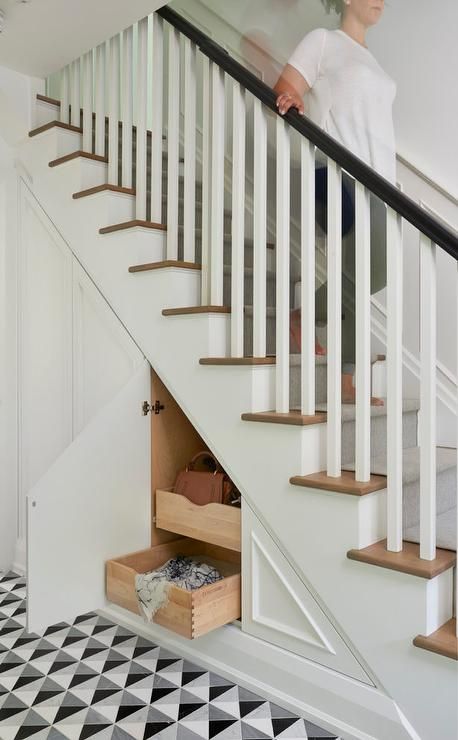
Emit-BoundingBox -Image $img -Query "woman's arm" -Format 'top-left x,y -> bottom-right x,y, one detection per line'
274,64 -> 310,115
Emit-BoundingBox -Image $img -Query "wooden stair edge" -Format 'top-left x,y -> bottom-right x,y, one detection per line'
99,220 -> 166,235
347,539 -> 456,579
49,151 -> 108,167
413,618 -> 458,660
199,357 -> 276,366
29,120 -> 82,138
290,469 -> 387,496
242,410 -> 327,427
37,93 -> 61,107
72,184 -> 135,200
163,306 -> 231,316
129,260 -> 202,274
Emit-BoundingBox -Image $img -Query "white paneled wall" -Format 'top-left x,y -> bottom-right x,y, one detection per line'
15,182 -> 143,565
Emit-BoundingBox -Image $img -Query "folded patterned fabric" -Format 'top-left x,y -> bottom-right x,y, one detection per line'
135,555 -> 223,621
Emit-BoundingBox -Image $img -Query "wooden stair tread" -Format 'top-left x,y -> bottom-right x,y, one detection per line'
100,220 -> 166,235
413,618 -> 458,660
347,539 -> 456,579
199,357 -> 276,366
29,120 -> 82,137
242,410 -> 327,426
73,184 -> 135,199
37,93 -> 61,107
290,470 -> 387,495
49,151 -> 108,167
129,260 -> 201,273
163,306 -> 231,316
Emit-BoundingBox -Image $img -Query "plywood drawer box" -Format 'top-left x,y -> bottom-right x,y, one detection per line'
155,488 -> 241,552
106,538 -> 241,639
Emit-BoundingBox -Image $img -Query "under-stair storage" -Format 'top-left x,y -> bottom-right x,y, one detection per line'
105,369 -> 242,639
106,538 -> 241,639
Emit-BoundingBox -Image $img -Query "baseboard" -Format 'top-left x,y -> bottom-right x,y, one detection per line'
100,604 -> 416,740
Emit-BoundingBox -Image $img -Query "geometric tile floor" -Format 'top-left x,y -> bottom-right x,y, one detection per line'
0,572 -> 341,740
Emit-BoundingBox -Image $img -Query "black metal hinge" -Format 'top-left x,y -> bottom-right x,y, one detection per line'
142,400 -> 165,416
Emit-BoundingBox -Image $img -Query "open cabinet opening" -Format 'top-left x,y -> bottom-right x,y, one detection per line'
105,369 -> 242,639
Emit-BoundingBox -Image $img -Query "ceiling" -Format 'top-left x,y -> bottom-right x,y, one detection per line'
0,0 -> 168,78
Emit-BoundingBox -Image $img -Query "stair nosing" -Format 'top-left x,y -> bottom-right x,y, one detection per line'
100,220 -> 166,235
347,539 -> 456,579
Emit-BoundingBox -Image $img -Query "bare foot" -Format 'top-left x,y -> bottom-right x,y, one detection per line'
342,374 -> 384,406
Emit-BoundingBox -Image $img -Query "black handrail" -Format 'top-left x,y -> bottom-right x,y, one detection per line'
158,5 -> 458,261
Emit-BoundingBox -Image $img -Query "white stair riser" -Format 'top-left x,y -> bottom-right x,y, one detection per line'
50,157 -> 108,193
23,128 -> 83,172
100,229 -> 166,265
73,191 -> 135,226
34,101 -> 60,128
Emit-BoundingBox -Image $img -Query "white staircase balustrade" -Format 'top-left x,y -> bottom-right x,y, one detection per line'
60,65 -> 70,125
386,206 -> 404,552
94,43 -> 106,157
121,26 -> 133,190
231,81 -> 246,358
166,24 -> 180,256
108,34 -> 120,186
82,51 -> 93,153
253,97 -> 268,358
326,158 -> 343,477
136,18 -> 148,221
70,59 -> 81,129
420,235 -> 438,560
355,181 -> 372,482
150,14 -> 164,222
275,116 -> 291,413
183,37 -> 197,264
210,63 -> 226,305
300,138 -> 316,417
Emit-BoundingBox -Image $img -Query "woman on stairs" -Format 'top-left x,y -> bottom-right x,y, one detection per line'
274,0 -> 396,406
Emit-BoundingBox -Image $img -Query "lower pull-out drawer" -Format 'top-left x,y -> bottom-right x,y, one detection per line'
106,538 -> 241,639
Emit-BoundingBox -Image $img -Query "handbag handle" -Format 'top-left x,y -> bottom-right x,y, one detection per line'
187,451 -> 221,473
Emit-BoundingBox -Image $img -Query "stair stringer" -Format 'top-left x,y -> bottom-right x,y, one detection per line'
17,130 -> 457,740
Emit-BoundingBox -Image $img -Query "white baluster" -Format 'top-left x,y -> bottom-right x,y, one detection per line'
253,98 -> 267,357
108,35 -> 120,185
95,44 -> 106,157
150,14 -> 164,222
456,262 -> 458,637
82,52 -> 93,153
420,235 -> 437,560
60,66 -> 70,124
301,139 -> 316,416
386,206 -> 403,551
166,25 -> 180,258
327,159 -> 342,477
355,181 -> 371,481
183,38 -> 197,263
210,63 -> 225,305
201,55 -> 211,302
231,82 -> 246,358
121,28 -> 133,189
70,59 -> 81,128
136,18 -> 148,220
276,117 -> 290,413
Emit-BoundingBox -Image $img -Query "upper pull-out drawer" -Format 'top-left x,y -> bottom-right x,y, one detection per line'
106,538 -> 241,639
155,488 -> 241,552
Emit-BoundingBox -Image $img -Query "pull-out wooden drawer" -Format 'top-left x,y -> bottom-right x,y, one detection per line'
155,488 -> 241,552
106,538 -> 241,639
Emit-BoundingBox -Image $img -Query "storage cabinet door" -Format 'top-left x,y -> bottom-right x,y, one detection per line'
26,362 -> 151,634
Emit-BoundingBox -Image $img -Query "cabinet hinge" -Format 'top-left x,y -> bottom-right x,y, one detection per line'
142,400 -> 165,416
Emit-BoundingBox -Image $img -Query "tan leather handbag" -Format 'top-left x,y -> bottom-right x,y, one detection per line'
174,451 -> 239,506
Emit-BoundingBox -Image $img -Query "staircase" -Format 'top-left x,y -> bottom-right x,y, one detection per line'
20,8 -> 458,740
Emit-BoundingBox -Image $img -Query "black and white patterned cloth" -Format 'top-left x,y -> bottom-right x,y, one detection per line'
135,557 -> 223,621
0,571 -> 342,739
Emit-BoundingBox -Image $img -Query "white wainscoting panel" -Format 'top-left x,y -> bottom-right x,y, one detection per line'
18,187 -> 73,541
26,362 -> 151,634
242,503 -> 372,685
72,264 -> 143,436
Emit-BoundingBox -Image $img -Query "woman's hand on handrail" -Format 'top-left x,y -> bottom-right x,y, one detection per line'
274,64 -> 309,116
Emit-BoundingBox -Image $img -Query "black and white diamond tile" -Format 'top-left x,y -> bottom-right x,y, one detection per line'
0,572 -> 341,740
